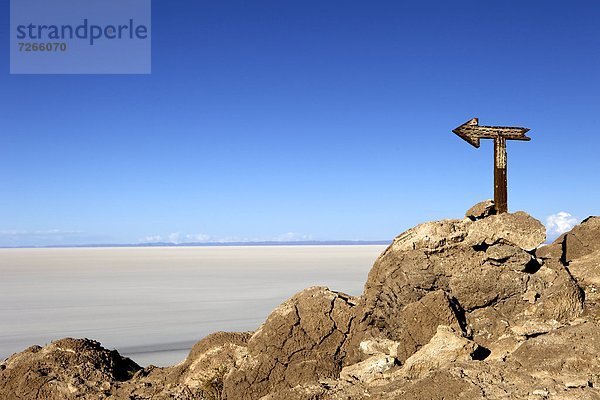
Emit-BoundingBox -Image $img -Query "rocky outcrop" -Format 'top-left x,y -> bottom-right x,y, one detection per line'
394,325 -> 478,380
348,321 -> 600,400
0,338 -> 140,400
1,204 -> 598,400
560,216 -> 600,263
117,331 -> 252,400
465,199 -> 496,220
173,331 -> 251,389
345,209 -> 571,365
223,287 -> 356,399
568,250 -> 600,298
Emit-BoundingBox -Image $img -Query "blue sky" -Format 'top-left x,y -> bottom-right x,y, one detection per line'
0,1 -> 599,246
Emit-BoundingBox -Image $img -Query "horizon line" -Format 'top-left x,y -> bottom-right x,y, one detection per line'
0,240 -> 391,250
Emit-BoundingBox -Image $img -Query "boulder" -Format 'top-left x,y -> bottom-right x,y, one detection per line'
396,325 -> 477,380
567,250 -> 600,296
0,338 -> 140,400
483,242 -> 535,272
560,216 -> 600,263
507,322 -> 600,391
222,287 -> 357,400
393,291 -> 464,362
350,208 -> 577,365
466,211 -> 546,251
331,322 -> 600,400
168,331 -> 251,392
465,199 -> 496,220
536,241 -> 563,262
340,354 -> 395,383
358,338 -> 401,358
385,219 -> 468,253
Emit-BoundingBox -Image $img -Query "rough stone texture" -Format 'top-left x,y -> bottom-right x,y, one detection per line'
116,333 -> 253,400
466,211 -> 547,251
1,203 -> 598,400
394,325 -> 478,380
483,242 -> 533,271
339,354 -> 395,383
536,241 -> 564,262
348,208 -> 560,364
393,290 -> 464,362
358,338 -> 401,358
170,331 -> 251,389
222,286 -> 357,400
561,216 -> 600,263
328,322 -> 600,400
569,250 -> 600,297
465,199 -> 496,220
385,218 -> 469,253
0,338 -> 140,400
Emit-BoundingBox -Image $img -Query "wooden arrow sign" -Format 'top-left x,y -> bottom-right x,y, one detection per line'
452,117 -> 532,214
452,117 -> 530,148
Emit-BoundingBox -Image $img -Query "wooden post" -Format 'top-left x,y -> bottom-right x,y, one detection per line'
494,137 -> 508,213
453,118 -> 530,214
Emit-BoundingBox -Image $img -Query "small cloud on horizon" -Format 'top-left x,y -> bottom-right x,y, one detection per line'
138,231 -> 313,244
545,212 -> 578,236
184,233 -> 211,242
140,232 -> 213,244
139,232 -> 215,244
273,232 -> 314,241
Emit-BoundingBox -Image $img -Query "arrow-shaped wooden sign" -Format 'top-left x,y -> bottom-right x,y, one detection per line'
452,117 -> 532,214
452,117 -> 530,148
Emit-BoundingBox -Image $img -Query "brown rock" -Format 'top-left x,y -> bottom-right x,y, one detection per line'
358,338 -> 401,358
393,291 -> 464,362
561,216 -> 600,263
169,331 -> 251,391
534,269 -> 584,322
374,368 -> 485,400
355,210 -> 579,359
567,250 -> 600,295
385,219 -> 469,253
339,354 -> 395,383
509,322 -> 600,385
448,258 -> 527,311
222,287 -> 357,400
2,210 -> 597,400
465,199 -> 496,221
484,242 -> 535,272
331,322 -> 600,400
396,325 -> 478,380
467,211 -> 547,251
0,338 -> 140,400
536,242 -> 563,261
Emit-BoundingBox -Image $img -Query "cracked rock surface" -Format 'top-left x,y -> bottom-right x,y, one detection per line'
0,338 -> 140,400
1,204 -> 598,399
222,287 -> 356,399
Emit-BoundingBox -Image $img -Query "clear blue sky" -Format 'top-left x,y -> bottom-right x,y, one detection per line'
1,1 -> 598,246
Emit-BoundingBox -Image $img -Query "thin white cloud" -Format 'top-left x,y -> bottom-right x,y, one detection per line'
546,212 -> 578,236
168,232 -> 181,244
141,235 -> 163,243
273,232 -> 314,242
185,233 -> 211,242
140,232 -> 212,244
139,232 -> 313,244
